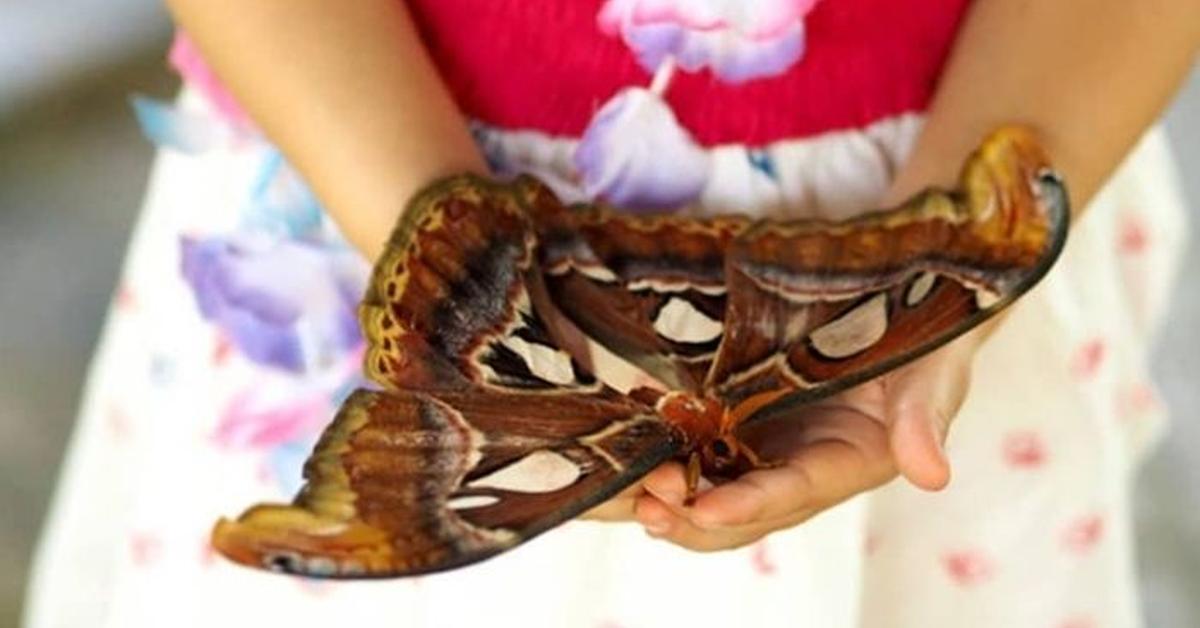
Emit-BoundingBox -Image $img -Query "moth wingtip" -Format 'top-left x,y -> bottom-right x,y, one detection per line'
210,504 -> 394,578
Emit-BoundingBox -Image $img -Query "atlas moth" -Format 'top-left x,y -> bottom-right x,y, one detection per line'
212,127 -> 1069,578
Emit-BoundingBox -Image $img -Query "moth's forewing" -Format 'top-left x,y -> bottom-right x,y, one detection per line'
707,127 -> 1070,418
214,176 -> 682,579
359,175 -> 599,393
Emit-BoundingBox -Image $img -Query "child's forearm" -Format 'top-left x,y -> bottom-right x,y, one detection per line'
165,0 -> 486,260
887,0 -> 1200,213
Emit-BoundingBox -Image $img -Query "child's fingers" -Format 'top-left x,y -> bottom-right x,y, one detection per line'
884,342 -> 974,491
640,460 -> 689,507
580,461 -> 688,522
580,481 -> 642,521
635,494 -> 782,552
687,434 -> 894,529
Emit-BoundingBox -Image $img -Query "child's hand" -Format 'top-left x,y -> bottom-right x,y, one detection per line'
586,326 -> 987,551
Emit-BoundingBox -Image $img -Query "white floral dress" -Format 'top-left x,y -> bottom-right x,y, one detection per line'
25,2 -> 1188,627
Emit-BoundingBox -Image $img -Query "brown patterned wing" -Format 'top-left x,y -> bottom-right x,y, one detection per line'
358,175 -> 599,393
514,176 -> 749,392
212,388 -> 681,578
706,127 -> 1070,417
213,175 -> 683,578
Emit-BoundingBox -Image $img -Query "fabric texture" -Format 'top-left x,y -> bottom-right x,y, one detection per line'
24,1 -> 1188,627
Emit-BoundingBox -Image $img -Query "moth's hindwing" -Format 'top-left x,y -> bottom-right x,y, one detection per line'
212,388 -> 682,578
515,176 -> 748,392
707,127 -> 1070,416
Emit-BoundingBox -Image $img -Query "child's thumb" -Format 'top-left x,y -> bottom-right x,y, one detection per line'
884,346 -> 974,491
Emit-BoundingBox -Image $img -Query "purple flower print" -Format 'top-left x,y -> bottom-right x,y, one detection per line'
574,87 -> 710,210
598,0 -> 822,83
180,235 -> 368,373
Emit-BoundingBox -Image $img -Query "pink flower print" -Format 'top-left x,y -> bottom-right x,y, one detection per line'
213,389 -> 331,450
212,350 -> 363,450
941,550 -> 994,587
574,86 -> 710,210
1070,337 -> 1108,380
598,0 -> 822,83
1062,513 -> 1105,555
750,540 -> 777,576
169,33 -> 254,130
1003,430 -> 1048,469
1059,616 -> 1097,628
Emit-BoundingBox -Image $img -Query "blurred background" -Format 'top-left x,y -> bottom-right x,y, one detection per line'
0,2 -> 1196,627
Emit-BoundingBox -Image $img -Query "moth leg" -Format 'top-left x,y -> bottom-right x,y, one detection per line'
733,437 -> 780,471
685,452 -> 703,505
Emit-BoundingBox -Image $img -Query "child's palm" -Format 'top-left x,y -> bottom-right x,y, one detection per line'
620,331 -> 979,552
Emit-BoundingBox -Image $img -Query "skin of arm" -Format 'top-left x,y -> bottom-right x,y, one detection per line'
168,0 -> 1200,551
164,0 -> 486,261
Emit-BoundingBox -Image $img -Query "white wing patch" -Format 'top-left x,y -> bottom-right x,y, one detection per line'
468,450 -> 582,493
809,293 -> 889,359
501,336 -> 576,385
653,297 -> 724,344
627,278 -> 726,296
975,288 -> 1001,310
446,495 -> 502,510
906,272 -> 937,307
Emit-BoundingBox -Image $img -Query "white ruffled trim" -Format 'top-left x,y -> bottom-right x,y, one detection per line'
470,112 -> 924,220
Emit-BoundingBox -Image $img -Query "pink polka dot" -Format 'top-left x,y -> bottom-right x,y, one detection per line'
941,550 -> 994,587
1058,615 -> 1097,628
114,284 -> 138,311
1002,431 -> 1048,469
255,462 -> 275,486
1118,213 -> 1150,254
212,332 -> 235,366
199,537 -> 218,568
1062,513 -> 1105,554
297,578 -> 333,597
864,531 -> 881,557
1118,382 -> 1162,419
1070,338 -> 1107,380
106,403 -> 132,440
129,532 -> 162,567
750,540 -> 777,576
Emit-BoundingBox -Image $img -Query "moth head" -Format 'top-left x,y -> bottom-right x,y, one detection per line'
702,435 -> 742,473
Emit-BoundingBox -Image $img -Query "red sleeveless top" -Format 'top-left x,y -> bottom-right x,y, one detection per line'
405,0 -> 970,146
